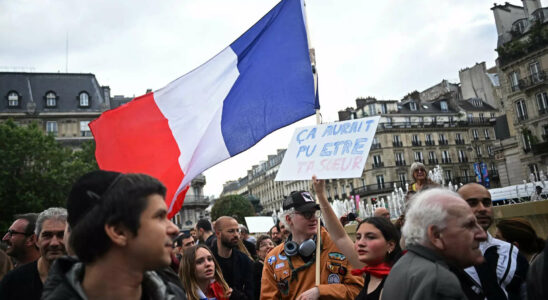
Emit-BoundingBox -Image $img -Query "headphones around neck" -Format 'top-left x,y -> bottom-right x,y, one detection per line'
284,234 -> 317,257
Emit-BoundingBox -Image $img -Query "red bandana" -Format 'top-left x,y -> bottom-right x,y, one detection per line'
350,262 -> 391,277
207,281 -> 229,300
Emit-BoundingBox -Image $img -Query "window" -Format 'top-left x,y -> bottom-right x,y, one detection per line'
529,164 -> 539,181
476,146 -> 482,157
405,116 -> 411,125
46,121 -> 58,136
376,175 -> 385,189
414,151 -> 423,162
80,121 -> 91,137
381,103 -> 387,114
442,150 -> 450,163
522,132 -> 533,151
509,71 -> 519,91
412,134 -> 420,145
393,135 -> 400,142
429,151 -> 437,160
467,113 -> 473,122
458,150 -> 467,162
473,129 -> 479,140
484,129 -> 490,139
444,170 -> 452,181
479,113 -> 484,122
79,92 -> 90,107
368,104 -> 375,116
373,155 -> 382,165
395,152 -> 404,165
45,92 -> 57,107
8,91 -> 19,107
440,101 -> 448,111
398,173 -> 406,186
516,100 -> 528,121
530,62 -> 541,82
537,92 -> 548,114
461,169 -> 470,179
409,102 -> 417,111
487,145 -> 493,156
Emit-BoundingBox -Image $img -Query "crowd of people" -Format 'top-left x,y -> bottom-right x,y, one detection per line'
0,168 -> 546,300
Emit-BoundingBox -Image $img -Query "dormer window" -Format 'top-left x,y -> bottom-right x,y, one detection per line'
409,102 -> 417,111
79,92 -> 90,107
440,101 -> 448,111
7,91 -> 20,107
45,91 -> 57,107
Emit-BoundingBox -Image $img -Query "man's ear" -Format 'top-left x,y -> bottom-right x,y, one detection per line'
26,234 -> 37,247
427,225 -> 445,250
104,223 -> 130,247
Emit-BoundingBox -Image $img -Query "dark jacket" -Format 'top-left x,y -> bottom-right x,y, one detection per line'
211,243 -> 255,300
382,244 -> 467,300
41,256 -> 186,300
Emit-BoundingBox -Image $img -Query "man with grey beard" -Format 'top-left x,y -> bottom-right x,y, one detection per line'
211,216 -> 254,300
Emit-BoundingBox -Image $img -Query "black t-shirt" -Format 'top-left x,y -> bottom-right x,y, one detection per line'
0,260 -> 42,300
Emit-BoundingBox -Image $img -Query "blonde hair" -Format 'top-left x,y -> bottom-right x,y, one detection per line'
179,244 -> 230,300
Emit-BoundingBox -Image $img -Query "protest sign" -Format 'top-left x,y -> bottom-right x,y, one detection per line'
275,116 -> 380,181
245,216 -> 275,233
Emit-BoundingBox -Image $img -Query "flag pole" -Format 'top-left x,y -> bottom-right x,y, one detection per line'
301,0 -> 322,287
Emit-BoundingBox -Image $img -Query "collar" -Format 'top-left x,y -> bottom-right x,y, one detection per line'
407,244 -> 449,267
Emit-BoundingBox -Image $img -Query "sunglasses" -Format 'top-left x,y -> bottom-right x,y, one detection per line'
465,198 -> 492,208
295,210 -> 321,219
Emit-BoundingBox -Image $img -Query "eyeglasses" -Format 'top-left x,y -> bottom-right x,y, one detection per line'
5,229 -> 29,237
465,198 -> 492,208
296,210 -> 321,220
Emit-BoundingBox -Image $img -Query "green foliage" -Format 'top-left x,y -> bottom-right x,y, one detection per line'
0,120 -> 98,232
211,194 -> 255,225
497,22 -> 548,65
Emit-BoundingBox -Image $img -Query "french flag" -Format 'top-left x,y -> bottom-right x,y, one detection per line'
90,0 -> 318,218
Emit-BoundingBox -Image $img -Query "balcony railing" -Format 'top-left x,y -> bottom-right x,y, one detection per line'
395,160 -> 406,166
519,70 -> 546,91
393,141 -> 403,147
458,157 -> 468,163
376,119 -> 493,131
372,162 -> 384,169
511,84 -> 520,92
371,143 -> 382,149
517,114 -> 528,122
414,158 -> 424,163
352,181 -> 402,197
442,157 -> 452,164
455,139 -> 465,145
428,158 -> 438,165
539,108 -> 548,115
412,140 -> 422,146
438,139 -> 449,145
425,140 -> 435,146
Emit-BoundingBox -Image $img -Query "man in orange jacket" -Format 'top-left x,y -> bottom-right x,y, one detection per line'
261,190 -> 363,300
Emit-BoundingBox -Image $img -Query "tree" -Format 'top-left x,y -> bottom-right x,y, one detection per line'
211,195 -> 255,225
0,120 -> 98,232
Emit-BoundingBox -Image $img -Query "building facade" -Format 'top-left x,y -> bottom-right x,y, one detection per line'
0,72 -> 111,147
336,93 -> 501,204
172,174 -> 210,230
492,1 -> 548,184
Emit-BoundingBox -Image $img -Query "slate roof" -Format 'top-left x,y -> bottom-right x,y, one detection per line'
0,72 -> 107,113
457,98 -> 498,112
396,99 -> 457,115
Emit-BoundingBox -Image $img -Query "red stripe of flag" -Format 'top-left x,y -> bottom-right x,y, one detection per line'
90,92 -> 188,218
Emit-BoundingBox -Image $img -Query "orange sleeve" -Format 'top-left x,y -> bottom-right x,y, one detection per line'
260,254 -> 281,300
317,274 -> 363,299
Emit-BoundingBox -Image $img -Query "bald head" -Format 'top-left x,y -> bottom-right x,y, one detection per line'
215,216 -> 240,252
374,207 -> 390,220
458,183 -> 493,231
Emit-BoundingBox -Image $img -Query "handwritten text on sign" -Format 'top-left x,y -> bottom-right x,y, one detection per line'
275,116 -> 380,181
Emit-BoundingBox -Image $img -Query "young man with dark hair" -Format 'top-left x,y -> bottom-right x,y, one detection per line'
41,171 -> 185,300
1,213 -> 40,267
196,218 -> 216,249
